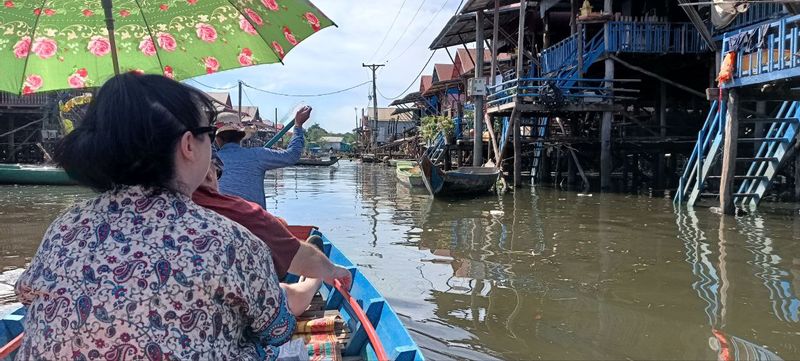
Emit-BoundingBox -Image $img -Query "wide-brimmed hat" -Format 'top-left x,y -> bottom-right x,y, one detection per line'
214,112 -> 254,139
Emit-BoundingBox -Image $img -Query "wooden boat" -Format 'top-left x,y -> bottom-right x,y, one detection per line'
0,226 -> 424,361
418,155 -> 499,197
395,161 -> 426,188
360,154 -> 380,163
0,164 -> 77,186
387,159 -> 415,167
296,156 -> 339,166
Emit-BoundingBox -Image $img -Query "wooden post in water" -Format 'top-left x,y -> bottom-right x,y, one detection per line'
720,88 -> 739,215
513,0 -> 527,187
657,81 -> 667,193
473,10 -> 485,166
795,152 -> 800,201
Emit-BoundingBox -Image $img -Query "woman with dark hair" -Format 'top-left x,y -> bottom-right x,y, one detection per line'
14,73 -> 296,360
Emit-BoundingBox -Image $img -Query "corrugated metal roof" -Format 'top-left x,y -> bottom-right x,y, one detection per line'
460,0 -> 523,14
429,6 -> 520,49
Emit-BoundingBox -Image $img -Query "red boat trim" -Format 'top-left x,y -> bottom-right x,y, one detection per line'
0,332 -> 23,359
334,279 -> 389,361
285,225 -> 318,240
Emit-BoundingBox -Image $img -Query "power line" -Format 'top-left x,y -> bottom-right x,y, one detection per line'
187,78 -> 237,90
367,0 -> 408,62
391,0 -> 451,61
380,0 -> 428,61
378,49 -> 437,100
242,81 -> 371,97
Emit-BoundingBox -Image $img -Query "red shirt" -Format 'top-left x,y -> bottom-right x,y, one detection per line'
192,185 -> 301,278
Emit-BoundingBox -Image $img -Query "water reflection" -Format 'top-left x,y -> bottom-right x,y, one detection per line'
675,207 -> 792,360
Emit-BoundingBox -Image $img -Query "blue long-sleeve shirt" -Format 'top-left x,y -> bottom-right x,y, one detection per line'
218,127 -> 304,209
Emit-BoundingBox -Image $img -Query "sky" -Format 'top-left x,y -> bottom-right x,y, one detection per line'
187,0 -> 464,134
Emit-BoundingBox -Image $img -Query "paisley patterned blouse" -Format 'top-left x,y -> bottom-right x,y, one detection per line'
14,186 -> 296,360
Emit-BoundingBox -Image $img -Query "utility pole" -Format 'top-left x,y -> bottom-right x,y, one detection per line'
238,80 -> 243,121
363,63 -> 384,152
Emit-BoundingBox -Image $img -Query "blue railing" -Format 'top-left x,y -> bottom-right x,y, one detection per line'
715,2 -> 786,35
724,14 -> 800,88
540,30 -> 582,74
675,101 -> 723,204
606,22 -> 708,54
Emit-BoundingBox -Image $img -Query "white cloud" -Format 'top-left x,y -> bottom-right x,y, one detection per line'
189,0 -> 462,133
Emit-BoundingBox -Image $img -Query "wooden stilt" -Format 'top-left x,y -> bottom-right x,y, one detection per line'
795,152 -> 800,201
513,0 -> 526,187
473,11 -> 485,166
719,89 -> 739,215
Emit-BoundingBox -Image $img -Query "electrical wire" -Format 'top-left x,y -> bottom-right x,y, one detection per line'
378,49 -> 437,100
187,78 -> 237,90
391,0 -> 451,61
367,0 -> 409,62
242,80 -> 371,97
380,0 -> 428,61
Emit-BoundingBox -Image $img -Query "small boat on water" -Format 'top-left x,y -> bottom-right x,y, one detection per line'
296,156 -> 339,166
361,154 -> 380,163
395,161 -> 426,189
0,226 -> 424,361
418,155 -> 499,197
0,164 -> 77,186
387,159 -> 416,167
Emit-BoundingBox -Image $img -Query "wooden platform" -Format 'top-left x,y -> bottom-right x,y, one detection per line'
487,100 -> 625,115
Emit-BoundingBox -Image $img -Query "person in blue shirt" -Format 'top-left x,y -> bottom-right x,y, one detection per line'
215,106 -> 311,208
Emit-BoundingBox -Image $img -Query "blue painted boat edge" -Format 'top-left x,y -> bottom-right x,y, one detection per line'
312,230 -> 425,361
0,303 -> 25,359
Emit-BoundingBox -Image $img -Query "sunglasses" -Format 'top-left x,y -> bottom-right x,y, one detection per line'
188,126 -> 217,142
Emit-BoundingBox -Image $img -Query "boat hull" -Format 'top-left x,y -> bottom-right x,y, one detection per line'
396,162 -> 425,188
0,164 -> 77,185
296,157 -> 339,166
418,156 -> 499,197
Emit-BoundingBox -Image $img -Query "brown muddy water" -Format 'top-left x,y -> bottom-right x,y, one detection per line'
0,161 -> 798,360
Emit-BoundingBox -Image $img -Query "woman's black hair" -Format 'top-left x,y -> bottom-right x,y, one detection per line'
54,73 -> 216,192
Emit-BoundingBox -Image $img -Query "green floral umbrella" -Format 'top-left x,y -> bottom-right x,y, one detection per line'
0,0 -> 334,95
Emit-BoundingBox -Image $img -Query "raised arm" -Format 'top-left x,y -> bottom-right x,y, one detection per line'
256,106 -> 312,169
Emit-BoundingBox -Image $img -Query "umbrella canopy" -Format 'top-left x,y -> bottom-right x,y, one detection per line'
0,0 -> 334,95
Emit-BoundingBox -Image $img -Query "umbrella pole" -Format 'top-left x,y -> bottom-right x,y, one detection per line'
101,0 -> 121,75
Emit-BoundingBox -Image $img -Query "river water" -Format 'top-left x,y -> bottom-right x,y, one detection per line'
0,161 -> 798,360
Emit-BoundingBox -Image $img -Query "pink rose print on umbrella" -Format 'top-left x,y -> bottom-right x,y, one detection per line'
239,15 -> 257,35
139,37 -> 156,56
31,37 -> 57,59
43,8 -> 55,16
164,65 -> 174,79
82,9 -> 93,16
261,0 -> 278,11
4,1 -> 14,8
195,23 -> 217,43
304,12 -> 321,32
119,9 -> 130,16
159,4 -> 168,11
204,57 -> 219,74
238,48 -> 253,66
87,36 -> 111,57
282,26 -> 297,45
156,32 -> 177,51
68,69 -> 88,89
244,8 -> 263,26
187,0 -> 197,4
13,36 -> 30,59
271,41 -> 284,59
23,75 -> 43,94
32,8 -> 40,15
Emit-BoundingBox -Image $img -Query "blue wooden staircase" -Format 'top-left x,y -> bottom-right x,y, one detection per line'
675,101 -> 800,207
